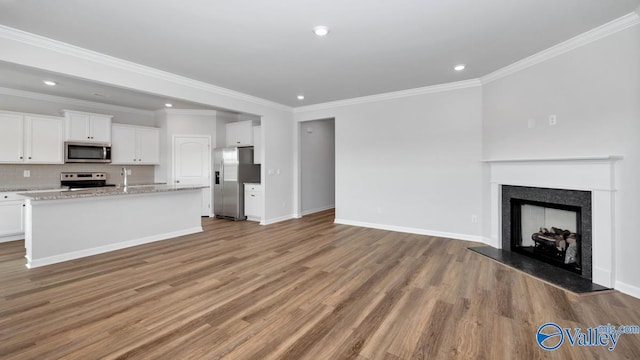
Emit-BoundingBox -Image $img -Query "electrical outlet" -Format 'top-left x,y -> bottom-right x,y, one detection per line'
471,215 -> 478,223
549,114 -> 557,126
126,169 -> 132,175
23,170 -> 30,177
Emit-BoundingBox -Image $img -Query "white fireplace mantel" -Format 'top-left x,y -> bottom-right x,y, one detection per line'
485,156 -> 622,288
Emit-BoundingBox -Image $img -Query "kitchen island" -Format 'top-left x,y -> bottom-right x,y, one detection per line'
21,185 -> 206,268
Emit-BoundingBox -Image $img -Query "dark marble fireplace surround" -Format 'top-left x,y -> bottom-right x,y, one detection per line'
502,185 -> 593,280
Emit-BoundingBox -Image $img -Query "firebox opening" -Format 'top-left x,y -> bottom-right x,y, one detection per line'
511,199 -> 582,275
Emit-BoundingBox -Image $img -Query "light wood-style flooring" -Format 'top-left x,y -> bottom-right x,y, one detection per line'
1,210 -> 639,359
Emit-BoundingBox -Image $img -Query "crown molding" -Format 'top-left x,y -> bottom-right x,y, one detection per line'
0,86 -> 155,116
293,79 -> 482,113
0,25 -> 291,113
156,108 -> 219,116
481,12 -> 640,84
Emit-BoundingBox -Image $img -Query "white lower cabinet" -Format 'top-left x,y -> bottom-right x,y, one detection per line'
244,183 -> 262,221
0,193 -> 26,242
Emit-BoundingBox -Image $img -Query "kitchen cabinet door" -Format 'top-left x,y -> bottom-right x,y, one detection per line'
253,126 -> 262,164
0,113 -> 24,163
64,110 -> 112,143
25,116 -> 64,163
65,112 -> 91,141
136,127 -> 160,164
111,125 -> 137,164
0,201 -> 24,238
90,115 -> 112,143
111,124 -> 159,164
226,121 -> 253,146
244,184 -> 262,221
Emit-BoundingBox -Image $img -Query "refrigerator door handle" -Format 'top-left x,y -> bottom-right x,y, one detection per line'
220,160 -> 224,189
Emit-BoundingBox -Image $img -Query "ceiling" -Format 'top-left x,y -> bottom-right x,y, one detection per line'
0,0 -> 638,109
0,61 -> 222,112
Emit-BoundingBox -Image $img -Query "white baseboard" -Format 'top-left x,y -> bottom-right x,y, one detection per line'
261,214 -> 295,226
26,227 -> 203,268
592,266 -> 614,288
333,218 -> 483,242
615,280 -> 640,299
480,236 -> 501,248
0,233 -> 25,243
301,204 -> 335,216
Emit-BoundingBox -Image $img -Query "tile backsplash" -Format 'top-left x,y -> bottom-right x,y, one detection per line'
0,164 -> 156,190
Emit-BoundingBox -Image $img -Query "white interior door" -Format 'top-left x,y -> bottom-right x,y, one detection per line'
173,136 -> 211,216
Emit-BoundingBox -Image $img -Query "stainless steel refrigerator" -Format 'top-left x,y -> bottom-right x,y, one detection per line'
213,146 -> 261,220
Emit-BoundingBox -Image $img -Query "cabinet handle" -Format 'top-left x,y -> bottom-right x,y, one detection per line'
138,159 -> 142,161
28,157 -> 32,159
19,156 -> 23,159
133,159 -> 137,161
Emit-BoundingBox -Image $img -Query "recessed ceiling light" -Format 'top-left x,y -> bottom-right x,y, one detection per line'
454,64 -> 466,71
165,103 -> 173,108
297,95 -> 305,100
313,26 -> 329,36
43,80 -> 57,86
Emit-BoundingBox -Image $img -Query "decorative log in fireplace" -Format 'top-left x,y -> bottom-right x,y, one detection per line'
531,227 -> 579,265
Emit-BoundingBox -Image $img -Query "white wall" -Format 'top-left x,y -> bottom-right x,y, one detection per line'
295,86 -> 484,240
482,24 -> 640,294
300,119 -> 335,215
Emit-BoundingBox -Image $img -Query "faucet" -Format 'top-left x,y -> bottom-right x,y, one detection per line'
121,167 -> 128,187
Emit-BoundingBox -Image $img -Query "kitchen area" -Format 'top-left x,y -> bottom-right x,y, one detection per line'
0,101 -> 264,268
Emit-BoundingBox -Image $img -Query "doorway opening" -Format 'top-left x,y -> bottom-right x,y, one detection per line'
299,119 -> 335,216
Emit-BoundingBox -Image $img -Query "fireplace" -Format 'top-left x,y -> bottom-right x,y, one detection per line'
502,185 -> 592,280
485,156 -> 618,288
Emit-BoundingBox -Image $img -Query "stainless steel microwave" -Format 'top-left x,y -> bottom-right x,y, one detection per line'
64,142 -> 112,163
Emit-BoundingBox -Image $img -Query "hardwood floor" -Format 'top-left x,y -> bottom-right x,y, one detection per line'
1,209 -> 639,359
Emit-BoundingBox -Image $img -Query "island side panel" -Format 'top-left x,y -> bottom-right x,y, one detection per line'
25,189 -> 203,268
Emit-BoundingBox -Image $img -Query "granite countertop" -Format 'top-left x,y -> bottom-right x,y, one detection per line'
19,184 -> 208,201
0,185 -> 68,193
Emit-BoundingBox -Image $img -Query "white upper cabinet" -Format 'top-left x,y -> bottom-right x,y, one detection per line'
225,120 -> 253,147
0,112 -> 24,163
253,126 -> 262,164
63,110 -> 112,143
26,116 -> 65,163
135,126 -> 160,164
111,124 -> 160,165
0,111 -> 64,164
